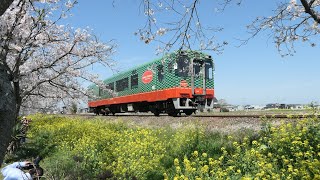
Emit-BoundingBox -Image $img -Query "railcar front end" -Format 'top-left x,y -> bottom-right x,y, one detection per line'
166,51 -> 214,116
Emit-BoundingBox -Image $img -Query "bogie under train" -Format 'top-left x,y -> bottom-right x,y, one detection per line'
88,50 -> 215,116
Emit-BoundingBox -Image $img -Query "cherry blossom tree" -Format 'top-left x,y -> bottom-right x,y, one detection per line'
0,0 -> 115,164
139,0 -> 319,56
136,0 -> 230,55
244,0 -> 320,56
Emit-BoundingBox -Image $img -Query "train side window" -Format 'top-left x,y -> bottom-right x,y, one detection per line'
98,87 -> 102,96
107,82 -> 114,91
176,56 -> 189,77
103,82 -> 114,96
116,77 -> 129,92
131,74 -> 138,89
157,65 -> 164,82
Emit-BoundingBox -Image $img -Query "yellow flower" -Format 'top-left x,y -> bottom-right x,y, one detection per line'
163,173 -> 168,179
193,151 -> 199,157
176,166 -> 181,172
241,176 -> 252,180
174,158 -> 179,166
233,142 -> 238,147
202,153 -> 208,158
218,156 -> 224,161
192,168 -> 197,172
266,163 -> 272,169
201,165 -> 209,173
252,140 -> 258,145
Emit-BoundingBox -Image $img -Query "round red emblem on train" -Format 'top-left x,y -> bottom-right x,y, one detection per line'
142,70 -> 153,84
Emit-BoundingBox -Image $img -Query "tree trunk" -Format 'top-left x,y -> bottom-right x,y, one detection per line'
0,0 -> 14,16
0,64 -> 16,166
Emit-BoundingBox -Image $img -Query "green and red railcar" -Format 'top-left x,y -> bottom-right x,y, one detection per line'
88,50 -> 215,116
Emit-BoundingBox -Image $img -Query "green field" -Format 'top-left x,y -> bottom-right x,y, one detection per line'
2,114 -> 320,179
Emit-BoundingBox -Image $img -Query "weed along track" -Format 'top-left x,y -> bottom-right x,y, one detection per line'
62,113 -> 319,134
63,112 -> 312,133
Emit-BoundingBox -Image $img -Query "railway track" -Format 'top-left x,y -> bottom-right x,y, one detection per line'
67,113 -> 319,118
194,114 -> 319,118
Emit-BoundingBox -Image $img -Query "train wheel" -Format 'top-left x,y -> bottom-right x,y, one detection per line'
166,100 -> 179,117
168,111 -> 178,117
94,109 -> 99,115
151,107 -> 160,116
184,110 -> 193,116
153,110 -> 160,116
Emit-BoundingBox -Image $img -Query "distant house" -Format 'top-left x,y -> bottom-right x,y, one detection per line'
287,104 -> 304,109
264,103 -> 305,110
279,104 -> 287,109
244,105 -> 254,110
264,103 -> 280,109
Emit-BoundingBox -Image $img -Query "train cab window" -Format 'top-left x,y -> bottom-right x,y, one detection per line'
193,60 -> 202,78
157,65 -> 164,82
107,82 -> 114,91
168,60 -> 174,73
205,62 -> 213,79
176,56 -> 190,77
131,74 -> 138,89
116,77 -> 129,92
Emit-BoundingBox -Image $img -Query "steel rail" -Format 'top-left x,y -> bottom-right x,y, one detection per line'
64,113 -> 319,118
193,114 -> 319,118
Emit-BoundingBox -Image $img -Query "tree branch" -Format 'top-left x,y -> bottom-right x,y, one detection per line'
300,0 -> 320,23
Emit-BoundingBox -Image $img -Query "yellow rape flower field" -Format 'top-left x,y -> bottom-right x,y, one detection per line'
5,114 -> 320,180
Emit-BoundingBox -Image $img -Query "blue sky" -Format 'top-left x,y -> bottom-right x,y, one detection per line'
66,0 -> 320,105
